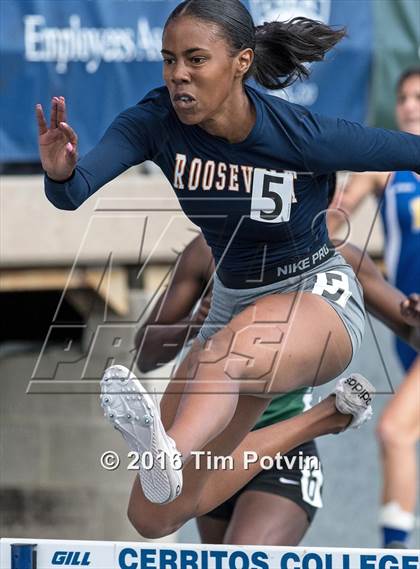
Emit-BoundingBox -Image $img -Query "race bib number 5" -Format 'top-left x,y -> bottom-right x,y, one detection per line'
251,169 -> 296,223
312,271 -> 352,308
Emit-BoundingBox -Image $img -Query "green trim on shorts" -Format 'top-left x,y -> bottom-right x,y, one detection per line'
253,388 -> 308,430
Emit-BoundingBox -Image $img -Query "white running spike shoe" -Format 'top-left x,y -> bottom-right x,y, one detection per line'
100,365 -> 183,504
334,373 -> 375,428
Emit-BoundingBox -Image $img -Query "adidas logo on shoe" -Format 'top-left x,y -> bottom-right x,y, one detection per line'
344,376 -> 372,405
334,374 -> 376,429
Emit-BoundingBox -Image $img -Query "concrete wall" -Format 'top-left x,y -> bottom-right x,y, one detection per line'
1,169 -> 384,268
1,170 -> 196,267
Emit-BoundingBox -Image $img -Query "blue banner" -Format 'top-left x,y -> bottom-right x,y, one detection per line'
248,1 -> 373,122
0,0 -> 373,162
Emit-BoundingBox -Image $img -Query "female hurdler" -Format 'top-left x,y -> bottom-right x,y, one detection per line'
36,0 -> 420,538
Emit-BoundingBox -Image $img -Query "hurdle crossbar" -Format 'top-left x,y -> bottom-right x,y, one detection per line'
1,538 -> 419,569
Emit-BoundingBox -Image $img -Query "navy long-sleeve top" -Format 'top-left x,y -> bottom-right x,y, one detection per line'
45,85 -> 420,279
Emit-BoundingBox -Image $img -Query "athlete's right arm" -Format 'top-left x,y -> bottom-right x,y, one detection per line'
37,96 -> 150,210
340,243 -> 419,350
134,235 -> 214,373
300,110 -> 420,174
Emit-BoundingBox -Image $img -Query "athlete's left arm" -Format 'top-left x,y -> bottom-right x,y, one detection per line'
339,242 -> 420,351
300,112 -> 420,174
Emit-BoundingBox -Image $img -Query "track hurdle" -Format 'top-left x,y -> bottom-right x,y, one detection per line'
1,538 -> 419,569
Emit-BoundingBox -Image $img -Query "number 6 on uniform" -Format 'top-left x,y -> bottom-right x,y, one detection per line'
312,271 -> 352,308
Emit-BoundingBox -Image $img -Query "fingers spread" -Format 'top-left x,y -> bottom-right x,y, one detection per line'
408,295 -> 420,318
57,96 -> 67,124
36,104 -> 48,135
401,299 -> 409,312
401,295 -> 420,320
50,97 -> 59,129
202,298 -> 212,309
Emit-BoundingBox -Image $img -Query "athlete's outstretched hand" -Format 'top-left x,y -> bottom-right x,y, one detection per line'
401,293 -> 420,351
192,290 -> 213,327
401,293 -> 420,327
36,96 -> 78,181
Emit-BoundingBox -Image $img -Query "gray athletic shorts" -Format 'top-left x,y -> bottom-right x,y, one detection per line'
197,252 -> 366,367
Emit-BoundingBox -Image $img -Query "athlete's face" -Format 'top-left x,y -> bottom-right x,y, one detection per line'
396,74 -> 420,135
162,16 -> 250,125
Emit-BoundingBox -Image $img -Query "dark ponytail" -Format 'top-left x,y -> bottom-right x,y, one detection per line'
254,18 -> 346,90
165,0 -> 346,90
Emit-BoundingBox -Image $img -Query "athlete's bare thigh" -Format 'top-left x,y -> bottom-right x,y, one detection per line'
196,290 -> 353,396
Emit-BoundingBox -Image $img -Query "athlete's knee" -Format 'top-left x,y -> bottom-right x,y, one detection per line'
376,414 -> 417,448
376,415 -> 398,447
127,505 -> 181,538
127,497 -> 191,538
